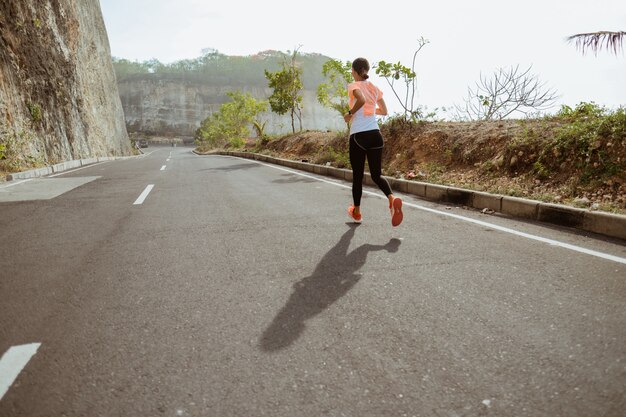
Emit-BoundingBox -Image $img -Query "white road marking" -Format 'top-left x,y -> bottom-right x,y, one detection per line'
133,184 -> 155,205
49,162 -> 107,178
0,179 -> 33,189
218,156 -> 626,265
0,343 -> 41,400
160,165 -> 167,171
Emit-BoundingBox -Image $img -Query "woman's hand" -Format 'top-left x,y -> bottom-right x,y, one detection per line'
343,113 -> 353,123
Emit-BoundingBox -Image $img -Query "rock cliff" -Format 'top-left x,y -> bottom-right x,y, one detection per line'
0,0 -> 130,169
117,76 -> 345,137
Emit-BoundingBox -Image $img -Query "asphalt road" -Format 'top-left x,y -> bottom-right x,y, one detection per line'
1,147 -> 625,417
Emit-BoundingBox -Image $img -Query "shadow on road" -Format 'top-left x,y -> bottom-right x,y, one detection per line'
201,162 -> 260,172
259,224 -> 401,352
272,174 -> 317,184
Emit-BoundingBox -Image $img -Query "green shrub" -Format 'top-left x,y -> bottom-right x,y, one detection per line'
195,90 -> 267,149
28,103 -> 42,123
508,102 -> 626,184
316,148 -> 350,168
547,103 -> 625,183
0,123 -> 44,172
533,161 -> 551,179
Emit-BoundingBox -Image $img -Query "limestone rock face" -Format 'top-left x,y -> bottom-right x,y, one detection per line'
0,0 -> 130,165
117,77 -> 346,137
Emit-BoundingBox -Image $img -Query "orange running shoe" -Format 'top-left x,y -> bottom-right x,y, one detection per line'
390,197 -> 403,227
347,205 -> 362,223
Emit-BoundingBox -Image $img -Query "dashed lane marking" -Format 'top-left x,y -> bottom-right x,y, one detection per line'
0,343 -> 41,400
133,184 -> 155,205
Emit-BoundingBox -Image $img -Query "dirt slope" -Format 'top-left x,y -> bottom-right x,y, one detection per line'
237,119 -> 625,213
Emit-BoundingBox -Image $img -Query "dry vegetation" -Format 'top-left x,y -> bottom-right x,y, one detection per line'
199,107 -> 626,214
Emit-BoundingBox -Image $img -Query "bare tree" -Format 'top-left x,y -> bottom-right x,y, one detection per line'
375,37 -> 429,121
567,31 -> 625,56
455,65 -> 559,121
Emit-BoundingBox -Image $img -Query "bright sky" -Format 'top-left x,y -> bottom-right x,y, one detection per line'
100,0 -> 625,117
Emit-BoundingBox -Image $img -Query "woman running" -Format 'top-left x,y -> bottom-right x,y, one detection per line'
344,57 -> 403,227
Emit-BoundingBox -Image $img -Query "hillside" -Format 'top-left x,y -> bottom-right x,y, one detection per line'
201,106 -> 626,214
112,51 -> 344,137
0,0 -> 130,176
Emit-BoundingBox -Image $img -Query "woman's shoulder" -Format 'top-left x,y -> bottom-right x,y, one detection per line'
349,80 -> 377,89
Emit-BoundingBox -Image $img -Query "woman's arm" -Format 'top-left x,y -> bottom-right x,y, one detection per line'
376,97 -> 388,116
344,89 -> 366,122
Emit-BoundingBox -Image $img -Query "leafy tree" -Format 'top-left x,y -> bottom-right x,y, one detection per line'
195,91 -> 267,148
112,50 -> 329,89
145,58 -> 165,74
317,59 -> 352,128
264,49 -> 304,133
568,31 -> 625,55
111,57 -> 150,79
375,37 -> 429,120
252,120 -> 268,144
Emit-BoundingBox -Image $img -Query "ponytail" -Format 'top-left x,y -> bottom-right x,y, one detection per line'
352,57 -> 370,80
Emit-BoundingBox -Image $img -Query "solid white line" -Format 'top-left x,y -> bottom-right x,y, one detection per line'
133,184 -> 154,205
0,343 -> 41,400
0,179 -> 33,189
218,156 -> 626,265
48,162 -> 106,178
160,165 -> 166,171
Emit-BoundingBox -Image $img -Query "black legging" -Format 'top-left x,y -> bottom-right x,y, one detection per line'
349,129 -> 392,206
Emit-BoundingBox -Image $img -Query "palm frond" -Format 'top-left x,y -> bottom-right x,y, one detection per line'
567,31 -> 625,55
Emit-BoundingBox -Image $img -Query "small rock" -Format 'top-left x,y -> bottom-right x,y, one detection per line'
482,399 -> 492,407
510,155 -> 518,166
591,203 -> 600,210
326,162 -> 331,166
445,206 -> 452,210
573,197 -> 591,207
482,208 -> 495,214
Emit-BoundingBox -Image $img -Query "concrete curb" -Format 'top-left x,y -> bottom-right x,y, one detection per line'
5,154 -> 141,181
200,150 -> 626,241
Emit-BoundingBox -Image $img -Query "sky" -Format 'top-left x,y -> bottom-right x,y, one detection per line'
99,0 -> 625,117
